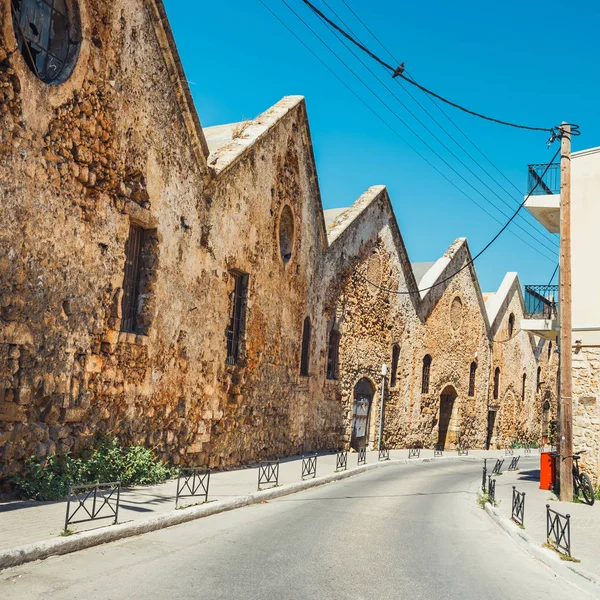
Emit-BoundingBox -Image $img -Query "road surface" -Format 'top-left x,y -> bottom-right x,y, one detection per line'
0,457 -> 591,599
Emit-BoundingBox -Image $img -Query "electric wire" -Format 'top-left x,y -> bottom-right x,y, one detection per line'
334,0 -> 559,251
318,0 -> 559,254
271,0 -> 557,262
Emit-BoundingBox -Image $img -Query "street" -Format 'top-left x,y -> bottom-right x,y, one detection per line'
0,458 -> 592,599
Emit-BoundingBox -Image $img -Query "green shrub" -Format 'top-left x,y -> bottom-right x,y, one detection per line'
11,439 -> 176,501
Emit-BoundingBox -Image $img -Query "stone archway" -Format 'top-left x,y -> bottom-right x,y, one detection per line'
351,377 -> 375,450
437,385 -> 459,450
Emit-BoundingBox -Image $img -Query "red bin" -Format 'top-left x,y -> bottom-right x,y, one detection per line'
540,451 -> 555,490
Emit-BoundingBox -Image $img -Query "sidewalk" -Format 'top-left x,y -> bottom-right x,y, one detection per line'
0,448 -> 503,553
490,455 -> 600,576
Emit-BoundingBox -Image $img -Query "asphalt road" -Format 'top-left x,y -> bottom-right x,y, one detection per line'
0,458 -> 592,599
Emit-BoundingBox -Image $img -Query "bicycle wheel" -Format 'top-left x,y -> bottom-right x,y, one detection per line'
579,472 -> 595,506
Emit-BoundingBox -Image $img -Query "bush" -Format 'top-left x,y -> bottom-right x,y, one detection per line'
11,439 -> 176,501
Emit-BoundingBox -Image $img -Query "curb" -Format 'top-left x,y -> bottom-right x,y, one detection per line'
0,454 -> 476,570
484,502 -> 600,597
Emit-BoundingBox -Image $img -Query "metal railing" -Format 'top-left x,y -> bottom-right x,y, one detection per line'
492,459 -> 504,475
505,447 -> 514,456
512,487 -> 525,527
434,444 -> 443,457
524,444 -> 532,455
301,454 -> 318,480
65,482 -> 120,532
457,445 -> 469,456
547,505 -> 571,557
527,162 -> 560,196
258,459 -> 279,490
357,447 -> 367,466
335,450 -> 347,472
409,448 -> 420,459
482,459 -> 488,492
508,456 -> 520,471
524,285 -> 558,319
488,476 -> 496,504
175,468 -> 210,508
378,446 -> 390,461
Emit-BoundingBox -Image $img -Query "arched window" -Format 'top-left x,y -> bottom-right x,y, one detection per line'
508,313 -> 515,338
326,329 -> 340,380
548,342 -> 552,361
278,205 -> 294,264
390,344 -> 400,387
493,367 -> 500,400
421,354 -> 432,394
522,373 -> 527,402
536,366 -> 542,392
468,361 -> 477,397
300,317 -> 311,376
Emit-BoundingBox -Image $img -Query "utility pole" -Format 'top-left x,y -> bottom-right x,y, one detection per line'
559,122 -> 573,502
378,363 -> 387,451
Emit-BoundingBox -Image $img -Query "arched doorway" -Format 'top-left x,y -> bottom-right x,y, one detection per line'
438,385 -> 459,449
351,378 -> 375,450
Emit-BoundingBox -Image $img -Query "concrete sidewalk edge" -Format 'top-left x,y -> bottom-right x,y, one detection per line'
484,502 -> 600,597
0,454 -> 475,571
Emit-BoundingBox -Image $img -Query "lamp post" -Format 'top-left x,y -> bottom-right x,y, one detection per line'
378,363 -> 388,451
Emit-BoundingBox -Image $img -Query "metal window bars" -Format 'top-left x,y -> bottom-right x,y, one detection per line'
64,482 -> 121,532
258,459 -> 279,490
408,448 -> 420,459
434,444 -> 443,457
512,487 -> 526,527
378,446 -> 390,461
357,446 -> 367,466
301,454 -> 318,480
546,505 -> 571,557
335,450 -> 348,472
175,468 -> 210,509
508,456 -> 521,471
488,476 -> 496,504
492,459 -> 504,475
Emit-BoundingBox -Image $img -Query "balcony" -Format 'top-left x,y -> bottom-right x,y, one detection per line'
520,285 -> 559,341
524,163 -> 560,234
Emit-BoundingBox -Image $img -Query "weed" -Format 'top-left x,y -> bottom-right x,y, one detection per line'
232,120 -> 250,139
60,529 -> 74,537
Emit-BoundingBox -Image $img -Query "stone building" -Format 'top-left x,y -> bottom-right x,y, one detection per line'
0,0 -> 556,479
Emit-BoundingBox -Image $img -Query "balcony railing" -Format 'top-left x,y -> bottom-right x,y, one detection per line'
524,285 -> 558,319
527,163 -> 560,196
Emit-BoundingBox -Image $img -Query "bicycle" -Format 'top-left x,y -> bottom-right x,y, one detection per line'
571,451 -> 595,506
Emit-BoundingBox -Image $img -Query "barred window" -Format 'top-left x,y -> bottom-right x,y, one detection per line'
390,344 -> 400,387
468,362 -> 477,397
121,224 -> 143,333
300,317 -> 311,376
326,329 -> 340,380
226,272 -> 249,365
421,354 -> 432,394
493,367 -> 500,400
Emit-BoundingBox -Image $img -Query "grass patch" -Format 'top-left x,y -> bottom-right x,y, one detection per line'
59,529 -> 74,537
477,492 -> 496,508
543,541 -> 581,562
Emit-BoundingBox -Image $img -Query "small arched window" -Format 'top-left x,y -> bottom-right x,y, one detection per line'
493,367 -> 500,400
548,342 -> 552,361
278,205 -> 295,264
468,362 -> 477,397
326,329 -> 340,380
536,366 -> 542,392
421,354 -> 432,394
390,344 -> 400,387
300,317 -> 311,376
508,313 -> 515,338
522,373 -> 527,402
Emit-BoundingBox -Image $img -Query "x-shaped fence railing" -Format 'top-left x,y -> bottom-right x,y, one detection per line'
175,468 -> 210,508
457,446 -> 469,456
301,454 -> 318,480
434,444 -> 443,457
65,482 -> 120,532
357,447 -> 367,466
504,447 -> 514,456
547,505 -> 571,557
336,450 -> 348,472
492,459 -> 504,475
508,456 -> 520,471
487,476 -> 496,504
258,459 -> 279,490
523,444 -> 531,454
511,486 -> 525,527
378,446 -> 390,461
408,448 -> 420,459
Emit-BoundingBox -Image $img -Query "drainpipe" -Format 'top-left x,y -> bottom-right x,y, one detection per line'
378,363 -> 388,451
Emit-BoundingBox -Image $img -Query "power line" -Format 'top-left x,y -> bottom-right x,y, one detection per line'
335,0 -> 560,251
301,0 -> 576,137
318,0 -> 559,254
271,0 -> 557,262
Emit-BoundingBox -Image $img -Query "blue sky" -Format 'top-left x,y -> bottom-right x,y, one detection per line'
163,0 -> 599,292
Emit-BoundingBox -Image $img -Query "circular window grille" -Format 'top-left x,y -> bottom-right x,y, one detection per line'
278,205 -> 294,264
11,0 -> 80,85
450,296 -> 464,331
